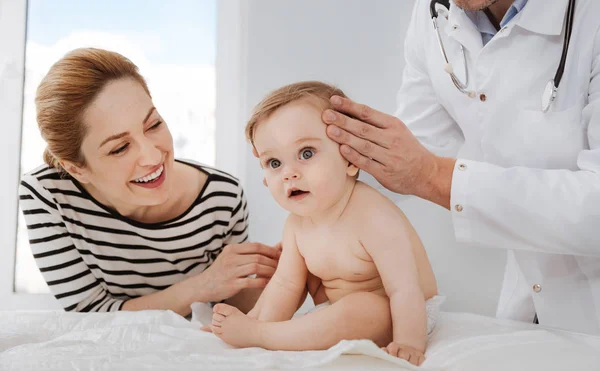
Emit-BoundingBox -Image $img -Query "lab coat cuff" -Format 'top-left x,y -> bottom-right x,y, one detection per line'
450,159 -> 473,244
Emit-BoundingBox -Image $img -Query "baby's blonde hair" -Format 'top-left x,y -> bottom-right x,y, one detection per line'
245,80 -> 358,178
245,81 -> 347,146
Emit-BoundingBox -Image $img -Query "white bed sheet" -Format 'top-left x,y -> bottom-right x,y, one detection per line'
1,305 -> 599,370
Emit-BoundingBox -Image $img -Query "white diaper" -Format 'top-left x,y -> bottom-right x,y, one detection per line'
307,295 -> 446,336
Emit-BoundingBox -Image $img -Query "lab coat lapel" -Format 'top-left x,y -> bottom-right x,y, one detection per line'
444,1 -> 483,55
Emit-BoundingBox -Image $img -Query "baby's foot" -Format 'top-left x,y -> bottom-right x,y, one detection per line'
382,342 -> 425,366
210,303 -> 263,348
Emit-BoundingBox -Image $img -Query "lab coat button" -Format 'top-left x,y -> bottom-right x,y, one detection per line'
455,204 -> 463,212
533,284 -> 542,293
458,163 -> 467,171
452,24 -> 459,31
479,93 -> 487,102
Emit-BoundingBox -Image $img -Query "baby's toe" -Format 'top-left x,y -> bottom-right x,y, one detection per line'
213,303 -> 236,316
212,313 -> 226,322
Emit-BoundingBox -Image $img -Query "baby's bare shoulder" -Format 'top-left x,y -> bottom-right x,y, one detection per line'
349,182 -> 407,219
282,213 -> 303,239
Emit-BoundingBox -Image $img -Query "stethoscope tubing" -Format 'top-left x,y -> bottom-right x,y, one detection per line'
429,0 -> 575,110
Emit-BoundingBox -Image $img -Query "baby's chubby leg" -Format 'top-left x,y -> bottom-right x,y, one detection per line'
210,291 -> 392,350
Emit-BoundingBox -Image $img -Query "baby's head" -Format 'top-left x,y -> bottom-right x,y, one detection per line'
246,81 -> 359,217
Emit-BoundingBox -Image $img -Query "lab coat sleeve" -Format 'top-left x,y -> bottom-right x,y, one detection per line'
395,0 -> 465,159
450,25 -> 600,257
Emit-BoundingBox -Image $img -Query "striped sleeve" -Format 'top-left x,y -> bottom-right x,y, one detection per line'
223,182 -> 249,245
19,175 -> 125,312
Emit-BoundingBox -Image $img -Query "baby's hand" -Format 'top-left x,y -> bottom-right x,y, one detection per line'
382,342 -> 425,366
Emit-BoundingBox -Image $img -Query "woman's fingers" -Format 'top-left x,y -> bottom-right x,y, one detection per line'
231,243 -> 281,260
237,262 -> 277,278
237,277 -> 270,290
235,253 -> 279,269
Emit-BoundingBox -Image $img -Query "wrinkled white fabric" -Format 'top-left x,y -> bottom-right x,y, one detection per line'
2,307 -> 600,370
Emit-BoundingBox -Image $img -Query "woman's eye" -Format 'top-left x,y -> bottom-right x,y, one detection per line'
300,148 -> 314,160
110,143 -> 129,155
268,159 -> 281,169
149,121 -> 163,130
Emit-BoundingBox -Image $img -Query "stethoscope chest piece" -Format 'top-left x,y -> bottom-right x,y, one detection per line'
542,80 -> 557,113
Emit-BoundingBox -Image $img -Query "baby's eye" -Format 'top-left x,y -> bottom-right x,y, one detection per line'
268,159 -> 281,169
300,148 -> 314,160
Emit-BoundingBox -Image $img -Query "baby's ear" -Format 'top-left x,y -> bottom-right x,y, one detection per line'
346,163 -> 359,177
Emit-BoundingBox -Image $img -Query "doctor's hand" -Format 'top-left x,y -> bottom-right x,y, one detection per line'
323,95 -> 455,210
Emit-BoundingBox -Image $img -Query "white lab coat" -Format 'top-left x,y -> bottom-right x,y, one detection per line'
396,0 -> 600,334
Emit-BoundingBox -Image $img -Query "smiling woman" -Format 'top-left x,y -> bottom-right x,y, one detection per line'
17,48 -> 280,314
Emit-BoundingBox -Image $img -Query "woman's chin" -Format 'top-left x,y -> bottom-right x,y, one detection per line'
130,182 -> 171,205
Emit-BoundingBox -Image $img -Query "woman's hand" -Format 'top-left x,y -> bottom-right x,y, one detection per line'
198,242 -> 281,303
323,95 -> 455,209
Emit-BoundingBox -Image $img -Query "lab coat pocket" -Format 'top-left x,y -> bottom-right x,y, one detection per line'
513,95 -> 586,169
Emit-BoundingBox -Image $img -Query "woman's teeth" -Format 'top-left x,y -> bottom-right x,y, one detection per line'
134,165 -> 164,183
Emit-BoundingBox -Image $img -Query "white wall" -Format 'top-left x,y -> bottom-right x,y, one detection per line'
2,0 -> 506,314
236,0 -> 507,316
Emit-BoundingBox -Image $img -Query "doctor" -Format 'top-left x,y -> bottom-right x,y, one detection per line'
322,0 -> 600,334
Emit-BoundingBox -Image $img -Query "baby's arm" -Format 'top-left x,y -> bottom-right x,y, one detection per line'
247,215 -> 308,322
360,202 -> 427,353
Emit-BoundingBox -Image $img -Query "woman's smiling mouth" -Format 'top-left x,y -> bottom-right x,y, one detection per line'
131,164 -> 166,188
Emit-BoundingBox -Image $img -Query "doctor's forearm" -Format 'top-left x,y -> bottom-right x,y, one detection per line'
416,156 -> 455,210
448,160 -> 600,256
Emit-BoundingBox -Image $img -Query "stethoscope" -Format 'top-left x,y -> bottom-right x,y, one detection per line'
429,0 -> 576,112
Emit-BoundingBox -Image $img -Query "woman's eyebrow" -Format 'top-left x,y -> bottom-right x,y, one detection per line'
98,107 -> 157,149
99,131 -> 129,148
143,107 -> 156,123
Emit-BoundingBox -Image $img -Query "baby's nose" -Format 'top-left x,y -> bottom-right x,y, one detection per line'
283,171 -> 300,181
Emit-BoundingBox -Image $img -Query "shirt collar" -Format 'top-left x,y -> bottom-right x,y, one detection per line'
454,0 -> 570,36
511,0 -> 529,14
465,0 -> 528,35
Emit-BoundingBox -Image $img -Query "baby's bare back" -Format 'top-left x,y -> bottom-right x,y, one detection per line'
296,182 -> 437,304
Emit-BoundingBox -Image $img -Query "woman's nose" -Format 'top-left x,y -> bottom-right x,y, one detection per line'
138,140 -> 162,167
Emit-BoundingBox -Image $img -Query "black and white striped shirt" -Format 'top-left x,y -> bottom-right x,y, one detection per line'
18,160 -> 249,312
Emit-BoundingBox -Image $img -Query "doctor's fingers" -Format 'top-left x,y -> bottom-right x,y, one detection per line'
323,110 -> 390,148
327,124 -> 390,164
338,144 -> 386,177
328,95 -> 394,129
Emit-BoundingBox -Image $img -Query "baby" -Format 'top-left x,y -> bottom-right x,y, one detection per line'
208,81 -> 439,366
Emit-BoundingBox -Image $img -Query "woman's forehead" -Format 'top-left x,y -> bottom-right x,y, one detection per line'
84,80 -> 153,133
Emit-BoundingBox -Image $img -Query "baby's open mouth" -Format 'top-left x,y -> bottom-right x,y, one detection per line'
287,188 -> 310,199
